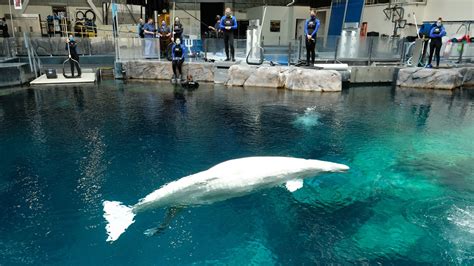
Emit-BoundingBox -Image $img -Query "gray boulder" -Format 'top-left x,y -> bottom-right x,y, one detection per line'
284,68 -> 342,92
243,66 -> 286,88
123,60 -> 214,81
397,68 -> 463,90
225,65 -> 254,86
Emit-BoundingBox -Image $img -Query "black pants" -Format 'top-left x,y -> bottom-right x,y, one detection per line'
223,31 -> 234,59
428,38 -> 442,67
172,59 -> 183,76
306,38 -> 316,64
69,54 -> 80,76
421,38 -> 429,63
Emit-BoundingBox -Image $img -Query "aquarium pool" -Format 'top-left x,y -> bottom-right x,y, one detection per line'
0,82 -> 473,265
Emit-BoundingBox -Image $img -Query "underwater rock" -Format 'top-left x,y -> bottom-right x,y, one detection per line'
397,68 -> 463,90
284,68 -> 342,92
123,61 -> 214,82
225,65 -> 254,86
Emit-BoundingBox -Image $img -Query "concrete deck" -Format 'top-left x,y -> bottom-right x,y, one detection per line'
30,73 -> 96,85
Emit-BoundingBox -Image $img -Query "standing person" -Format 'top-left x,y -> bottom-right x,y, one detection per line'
137,18 -> 145,38
208,15 -> 222,38
172,16 -> 183,42
143,18 -> 157,58
304,10 -> 320,66
427,17 -> 446,69
1,17 -> 9,38
158,20 -> 171,58
418,21 -> 434,65
220,8 -> 237,61
65,35 -> 80,77
171,38 -> 186,82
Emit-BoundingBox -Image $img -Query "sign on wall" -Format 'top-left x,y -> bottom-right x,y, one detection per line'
14,0 -> 22,10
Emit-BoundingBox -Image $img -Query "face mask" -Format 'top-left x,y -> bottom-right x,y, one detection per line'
436,21 -> 441,27
176,39 -> 181,45
311,15 -> 316,19
226,12 -> 231,16
69,37 -> 74,42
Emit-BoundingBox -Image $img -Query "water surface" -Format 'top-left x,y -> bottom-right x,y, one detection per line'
0,82 -> 473,264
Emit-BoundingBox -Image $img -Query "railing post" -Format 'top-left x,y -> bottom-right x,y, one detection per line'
334,37 -> 339,63
288,42 -> 291,66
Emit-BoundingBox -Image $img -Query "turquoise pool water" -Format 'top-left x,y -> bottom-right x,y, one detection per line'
0,82 -> 473,264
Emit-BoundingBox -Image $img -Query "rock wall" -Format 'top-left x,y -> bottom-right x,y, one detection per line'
460,67 -> 474,87
225,65 -> 342,92
123,60 -> 214,82
397,68 -> 464,90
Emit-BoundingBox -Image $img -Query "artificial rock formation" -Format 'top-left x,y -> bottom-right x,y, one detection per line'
225,65 -> 342,91
397,68 -> 464,90
123,60 -> 214,82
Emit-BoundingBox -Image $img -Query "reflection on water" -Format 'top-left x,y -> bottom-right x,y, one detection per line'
0,82 -> 472,264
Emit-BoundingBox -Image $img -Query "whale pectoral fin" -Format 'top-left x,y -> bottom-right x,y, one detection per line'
144,206 -> 183,237
285,179 -> 304,192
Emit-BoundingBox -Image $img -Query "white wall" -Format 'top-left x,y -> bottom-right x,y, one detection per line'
361,1 -> 473,37
423,0 -> 473,21
315,7 -> 331,37
361,4 -> 425,37
247,6 -> 310,45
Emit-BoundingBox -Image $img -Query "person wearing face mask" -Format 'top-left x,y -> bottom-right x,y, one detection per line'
427,17 -> 446,68
304,10 -> 320,66
220,8 -> 238,61
172,17 -> 183,42
65,34 -> 81,77
159,20 -> 171,58
171,38 -> 186,83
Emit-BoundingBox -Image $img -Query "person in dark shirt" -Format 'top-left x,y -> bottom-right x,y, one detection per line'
172,16 -> 183,42
427,17 -> 446,68
137,18 -> 145,38
171,38 -> 186,82
220,8 -> 237,61
65,35 -> 80,77
158,20 -> 171,57
1,17 -> 9,37
208,15 -> 222,38
304,10 -> 320,66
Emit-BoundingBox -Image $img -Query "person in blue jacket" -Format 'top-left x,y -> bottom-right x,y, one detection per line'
171,38 -> 186,82
418,21 -> 434,65
304,10 -> 320,66
220,8 -> 238,61
427,17 -> 446,68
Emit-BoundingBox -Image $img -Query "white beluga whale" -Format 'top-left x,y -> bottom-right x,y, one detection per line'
103,156 -> 349,242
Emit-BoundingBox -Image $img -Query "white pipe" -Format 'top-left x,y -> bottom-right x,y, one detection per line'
286,0 -> 295,7
413,12 -> 420,38
8,0 -> 15,38
258,6 -> 267,45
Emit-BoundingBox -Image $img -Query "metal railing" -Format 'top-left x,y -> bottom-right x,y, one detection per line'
1,35 -> 472,66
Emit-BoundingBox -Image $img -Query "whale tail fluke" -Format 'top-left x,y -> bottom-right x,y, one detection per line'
103,200 -> 136,242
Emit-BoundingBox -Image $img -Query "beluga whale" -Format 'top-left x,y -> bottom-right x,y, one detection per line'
103,156 -> 349,242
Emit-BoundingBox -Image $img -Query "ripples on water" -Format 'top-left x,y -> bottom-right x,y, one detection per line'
0,83 -> 473,264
